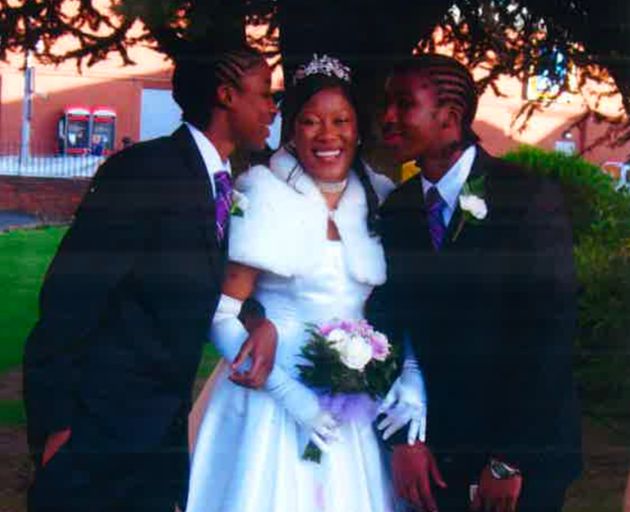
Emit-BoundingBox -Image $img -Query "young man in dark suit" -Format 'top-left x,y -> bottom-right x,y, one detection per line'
23,45 -> 278,512
372,54 -> 582,512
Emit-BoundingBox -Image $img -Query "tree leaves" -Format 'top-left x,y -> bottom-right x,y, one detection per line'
0,1 -> 627,138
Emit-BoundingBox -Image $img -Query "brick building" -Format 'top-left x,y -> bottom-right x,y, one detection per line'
0,40 -> 176,155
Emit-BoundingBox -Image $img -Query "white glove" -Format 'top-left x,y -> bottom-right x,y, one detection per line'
266,369 -> 339,452
377,336 -> 427,445
211,294 -> 339,450
210,294 -> 251,366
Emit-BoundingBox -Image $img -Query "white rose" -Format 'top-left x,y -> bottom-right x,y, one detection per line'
232,190 -> 249,212
459,194 -> 488,220
339,335 -> 373,371
327,328 -> 350,352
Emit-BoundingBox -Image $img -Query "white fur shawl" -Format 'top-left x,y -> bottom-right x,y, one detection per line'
228,148 -> 394,286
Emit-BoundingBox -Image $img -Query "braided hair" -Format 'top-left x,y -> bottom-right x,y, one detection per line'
282,72 -> 381,236
392,54 -> 480,147
172,45 -> 267,131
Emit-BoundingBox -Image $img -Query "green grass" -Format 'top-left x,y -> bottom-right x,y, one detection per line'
197,344 -> 221,379
0,226 -> 66,373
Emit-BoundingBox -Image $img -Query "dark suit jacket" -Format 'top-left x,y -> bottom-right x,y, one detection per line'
370,147 -> 582,484
23,126 -> 226,454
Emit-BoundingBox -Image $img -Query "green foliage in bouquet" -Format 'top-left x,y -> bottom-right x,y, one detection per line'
503,146 -> 630,421
297,326 -> 398,399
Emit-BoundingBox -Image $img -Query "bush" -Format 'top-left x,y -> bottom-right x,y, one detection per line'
503,146 -> 630,421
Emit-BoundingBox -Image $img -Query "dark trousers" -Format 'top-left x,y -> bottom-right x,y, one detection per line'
429,453 -> 568,512
28,412 -> 189,512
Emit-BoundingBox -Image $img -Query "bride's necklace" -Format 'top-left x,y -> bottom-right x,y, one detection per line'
314,177 -> 348,194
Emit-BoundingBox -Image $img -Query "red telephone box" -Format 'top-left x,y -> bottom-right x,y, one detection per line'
58,106 -> 91,155
91,107 -> 116,156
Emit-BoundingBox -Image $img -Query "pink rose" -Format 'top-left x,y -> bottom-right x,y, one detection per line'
369,332 -> 391,361
320,319 -> 343,336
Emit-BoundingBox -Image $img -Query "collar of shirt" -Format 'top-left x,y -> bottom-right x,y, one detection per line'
185,122 -> 232,198
421,144 -> 477,226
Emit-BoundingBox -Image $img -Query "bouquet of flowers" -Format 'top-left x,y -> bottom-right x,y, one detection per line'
297,319 -> 398,462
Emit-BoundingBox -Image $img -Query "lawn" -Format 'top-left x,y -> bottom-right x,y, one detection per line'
0,227 -> 66,373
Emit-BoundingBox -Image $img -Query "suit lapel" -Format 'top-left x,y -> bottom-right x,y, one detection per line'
171,126 -> 224,273
442,202 -> 464,250
399,174 -> 433,252
440,148 -> 491,251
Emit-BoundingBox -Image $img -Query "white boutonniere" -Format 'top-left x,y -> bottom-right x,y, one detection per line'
230,190 -> 249,217
453,176 -> 487,242
459,194 -> 488,220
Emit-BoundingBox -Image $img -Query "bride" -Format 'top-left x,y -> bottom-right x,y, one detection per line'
185,55 -> 426,512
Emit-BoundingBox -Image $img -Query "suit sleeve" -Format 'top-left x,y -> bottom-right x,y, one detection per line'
491,179 -> 578,471
23,152 -> 158,445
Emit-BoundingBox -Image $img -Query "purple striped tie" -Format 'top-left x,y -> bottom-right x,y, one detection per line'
426,186 -> 447,250
214,171 -> 232,244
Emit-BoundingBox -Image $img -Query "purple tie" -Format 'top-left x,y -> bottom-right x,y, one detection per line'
214,171 -> 232,244
426,186 -> 447,250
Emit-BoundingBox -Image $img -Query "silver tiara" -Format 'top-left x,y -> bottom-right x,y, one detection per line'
292,54 -> 352,85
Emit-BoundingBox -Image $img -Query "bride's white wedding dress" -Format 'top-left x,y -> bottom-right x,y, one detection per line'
186,149 -> 396,512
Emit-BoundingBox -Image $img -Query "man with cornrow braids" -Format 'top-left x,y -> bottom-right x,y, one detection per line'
371,54 -> 582,512
24,43 -> 278,512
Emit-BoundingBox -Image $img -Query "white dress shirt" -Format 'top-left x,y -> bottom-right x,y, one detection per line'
185,122 -> 232,199
421,145 -> 477,228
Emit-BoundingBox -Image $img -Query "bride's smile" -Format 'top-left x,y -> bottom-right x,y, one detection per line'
292,87 -> 359,183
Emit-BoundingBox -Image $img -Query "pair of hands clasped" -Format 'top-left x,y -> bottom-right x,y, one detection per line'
392,443 -> 523,512
375,349 -> 522,512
